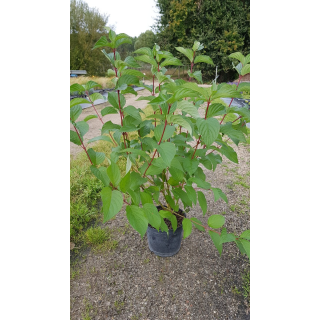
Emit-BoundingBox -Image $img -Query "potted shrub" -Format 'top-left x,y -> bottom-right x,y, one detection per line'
70,27 -> 250,259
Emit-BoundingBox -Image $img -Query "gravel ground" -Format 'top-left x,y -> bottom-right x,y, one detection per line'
70,143 -> 250,320
71,89 -> 250,319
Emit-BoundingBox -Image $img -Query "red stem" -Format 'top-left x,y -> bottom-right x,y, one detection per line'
72,121 -> 93,165
220,75 -> 242,124
143,104 -> 172,176
191,100 -> 210,159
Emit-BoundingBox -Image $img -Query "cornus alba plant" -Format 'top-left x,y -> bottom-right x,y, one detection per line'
70,28 -> 250,259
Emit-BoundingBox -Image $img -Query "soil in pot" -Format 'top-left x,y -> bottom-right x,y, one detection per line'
146,206 -> 185,257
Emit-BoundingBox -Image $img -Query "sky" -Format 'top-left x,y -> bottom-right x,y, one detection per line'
85,0 -> 160,37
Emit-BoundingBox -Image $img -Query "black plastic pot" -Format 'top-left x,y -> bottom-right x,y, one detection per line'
146,207 -> 185,257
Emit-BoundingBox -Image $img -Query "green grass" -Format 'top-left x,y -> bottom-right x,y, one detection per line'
85,227 -> 108,245
242,269 -> 250,307
70,139 -> 128,246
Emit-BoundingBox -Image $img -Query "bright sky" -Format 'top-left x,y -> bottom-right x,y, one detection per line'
85,0 -> 160,37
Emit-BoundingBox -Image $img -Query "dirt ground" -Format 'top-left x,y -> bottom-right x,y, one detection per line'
70,82 -> 250,319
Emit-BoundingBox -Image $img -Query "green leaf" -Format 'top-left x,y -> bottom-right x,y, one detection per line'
194,55 -> 214,65
229,52 -> 245,65
167,115 -> 192,134
75,121 -> 89,137
190,217 -> 205,231
208,231 -> 222,255
83,115 -> 98,122
208,214 -> 225,229
176,100 -> 200,118
244,54 -> 250,65
160,57 -> 183,67
240,230 -> 250,240
206,103 -> 226,118
207,153 -> 222,172
129,172 -> 148,190
220,123 -> 246,145
70,130 -> 81,146
70,105 -> 82,122
181,158 -> 199,175
185,186 -> 197,205
123,105 -> 142,121
172,188 -> 192,208
120,172 -> 131,193
211,188 -> 228,203
181,82 -> 208,99
160,217 -> 169,233
107,162 -> 121,187
92,36 -> 110,50
85,81 -> 102,91
134,47 -> 152,56
121,69 -> 145,78
107,91 -> 125,110
197,191 -> 207,215
154,124 -> 175,142
124,56 -> 141,68
175,47 -> 194,62
197,118 -> 220,146
182,218 -> 192,239
70,83 -> 85,93
211,84 -> 242,99
143,203 -> 161,231
70,98 -> 90,108
219,145 -> 238,163
237,82 -> 250,92
135,55 -> 157,68
192,41 -> 201,51
87,135 -> 112,144
157,142 -> 176,167
127,189 -> 140,205
236,238 -> 250,259
220,228 -> 236,243
188,70 -> 203,83
126,205 -> 148,239
140,191 -> 153,205
101,187 -> 123,222
241,64 -> 250,76
87,148 -> 105,166
89,92 -> 105,102
90,166 -> 110,186
107,69 -> 116,77
117,74 -> 139,88
101,121 -> 121,134
101,106 -> 118,116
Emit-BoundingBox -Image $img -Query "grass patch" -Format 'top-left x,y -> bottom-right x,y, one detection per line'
70,76 -> 114,89
85,227 -> 108,245
242,269 -> 250,308
234,180 -> 250,189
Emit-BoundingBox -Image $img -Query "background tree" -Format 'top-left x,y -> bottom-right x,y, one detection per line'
70,0 -> 112,76
153,0 -> 250,82
134,30 -> 157,50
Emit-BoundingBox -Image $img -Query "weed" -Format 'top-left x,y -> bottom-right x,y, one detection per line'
81,298 -> 93,320
71,268 -> 80,280
235,175 -> 244,180
226,183 -> 234,190
221,211 -> 226,215
85,227 -> 108,245
231,286 -> 241,295
159,273 -> 164,282
242,270 -> 250,307
118,289 -> 123,295
143,258 -> 150,264
230,205 -> 236,212
114,300 -> 124,313
234,181 -> 250,189
240,196 -> 249,206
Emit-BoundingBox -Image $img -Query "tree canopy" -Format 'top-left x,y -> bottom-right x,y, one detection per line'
153,0 -> 250,82
134,30 -> 157,50
70,0 -> 111,76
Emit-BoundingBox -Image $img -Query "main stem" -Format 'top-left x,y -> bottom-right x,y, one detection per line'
72,121 -> 93,165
